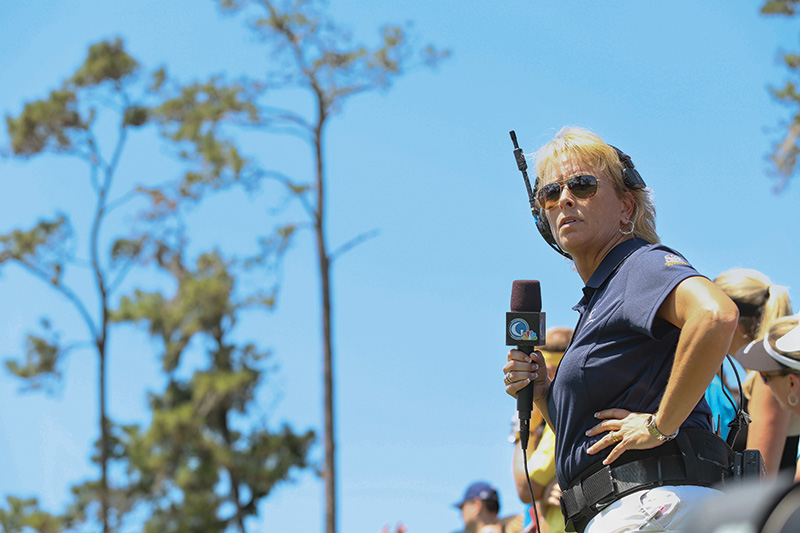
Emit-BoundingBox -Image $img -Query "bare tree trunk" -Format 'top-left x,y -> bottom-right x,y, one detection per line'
92,187 -> 110,533
320,242 -> 335,533
99,345 -> 109,533
313,100 -> 336,533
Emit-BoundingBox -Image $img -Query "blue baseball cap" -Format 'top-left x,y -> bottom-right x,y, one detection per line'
453,481 -> 499,509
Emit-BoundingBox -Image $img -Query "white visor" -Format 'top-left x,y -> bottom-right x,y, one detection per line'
776,323 -> 800,353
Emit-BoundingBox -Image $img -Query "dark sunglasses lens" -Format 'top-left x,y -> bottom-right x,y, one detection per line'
537,175 -> 598,209
568,175 -> 598,199
537,183 -> 562,210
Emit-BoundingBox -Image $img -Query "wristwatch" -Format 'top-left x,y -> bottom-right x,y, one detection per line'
646,414 -> 679,441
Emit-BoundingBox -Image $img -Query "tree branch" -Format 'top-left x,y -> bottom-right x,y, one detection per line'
13,259 -> 100,343
330,228 -> 380,263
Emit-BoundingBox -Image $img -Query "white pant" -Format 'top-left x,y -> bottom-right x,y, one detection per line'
584,485 -> 721,532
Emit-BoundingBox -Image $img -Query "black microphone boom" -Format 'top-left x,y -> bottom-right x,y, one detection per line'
509,130 -> 536,214
506,280 -> 546,450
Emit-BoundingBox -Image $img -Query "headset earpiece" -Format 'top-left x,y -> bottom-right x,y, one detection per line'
610,146 -> 647,190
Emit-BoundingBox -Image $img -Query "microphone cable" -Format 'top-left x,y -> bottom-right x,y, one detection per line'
721,353 -> 751,447
521,435 -> 543,532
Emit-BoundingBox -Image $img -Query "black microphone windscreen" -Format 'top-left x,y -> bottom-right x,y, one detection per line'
510,280 -> 541,313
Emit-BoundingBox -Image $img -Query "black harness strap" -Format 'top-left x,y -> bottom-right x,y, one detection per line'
561,429 -> 734,532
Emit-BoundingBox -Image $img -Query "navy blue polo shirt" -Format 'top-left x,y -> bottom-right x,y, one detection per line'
547,238 -> 713,489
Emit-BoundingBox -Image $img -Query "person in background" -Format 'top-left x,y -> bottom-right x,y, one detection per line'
503,127 -> 739,532
510,327 -> 573,533
453,481 -> 523,533
713,268 -> 795,475
734,314 -> 800,481
509,412 -> 545,532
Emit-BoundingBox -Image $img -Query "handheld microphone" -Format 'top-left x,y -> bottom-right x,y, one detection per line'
506,280 -> 546,450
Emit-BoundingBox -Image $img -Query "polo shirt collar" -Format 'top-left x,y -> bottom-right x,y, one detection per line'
579,238 -> 649,302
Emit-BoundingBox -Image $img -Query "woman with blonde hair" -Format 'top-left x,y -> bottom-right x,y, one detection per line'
714,268 -> 794,476
735,314 -> 800,480
504,127 -> 739,532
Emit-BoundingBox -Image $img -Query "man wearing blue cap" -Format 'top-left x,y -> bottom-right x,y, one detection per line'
453,481 -> 523,533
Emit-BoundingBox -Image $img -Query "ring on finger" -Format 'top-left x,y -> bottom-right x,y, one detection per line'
610,432 -> 620,443
504,373 -> 512,385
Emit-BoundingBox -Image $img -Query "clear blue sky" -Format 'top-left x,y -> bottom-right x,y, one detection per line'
1,1 -> 799,532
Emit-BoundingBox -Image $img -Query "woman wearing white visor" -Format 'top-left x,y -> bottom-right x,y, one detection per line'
737,314 -> 800,481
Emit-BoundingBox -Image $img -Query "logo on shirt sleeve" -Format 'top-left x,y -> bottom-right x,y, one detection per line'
664,253 -> 689,266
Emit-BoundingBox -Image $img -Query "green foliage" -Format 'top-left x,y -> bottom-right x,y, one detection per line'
243,224 -> 296,272
1,37 -> 173,532
2,2 -> 440,529
4,38 -> 145,158
5,89 -> 86,156
761,0 -> 800,190
0,496 -> 66,533
114,250 -> 236,371
1,218 -> 75,391
69,38 -> 140,87
110,236 -> 147,264
150,77 -> 261,198
121,387 -> 314,533
111,245 -> 314,532
0,215 -> 72,284
123,105 -> 149,127
149,68 -> 167,92
132,186 -> 181,221
216,0 -> 449,113
63,475 -> 132,532
155,77 -> 259,141
762,0 -> 800,15
4,333 -> 62,390
207,6 -> 449,533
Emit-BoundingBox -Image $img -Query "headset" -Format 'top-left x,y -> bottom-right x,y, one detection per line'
509,131 -> 646,259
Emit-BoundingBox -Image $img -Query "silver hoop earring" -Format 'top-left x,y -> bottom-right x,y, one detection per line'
789,393 -> 798,407
619,218 -> 635,236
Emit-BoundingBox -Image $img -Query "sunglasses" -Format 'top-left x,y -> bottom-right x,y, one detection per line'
759,370 -> 794,384
536,174 -> 598,210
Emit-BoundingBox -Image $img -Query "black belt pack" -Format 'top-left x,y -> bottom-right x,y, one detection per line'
560,429 -> 740,533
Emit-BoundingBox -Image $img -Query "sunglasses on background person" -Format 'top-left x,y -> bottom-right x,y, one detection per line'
536,174 -> 598,210
759,370 -> 795,384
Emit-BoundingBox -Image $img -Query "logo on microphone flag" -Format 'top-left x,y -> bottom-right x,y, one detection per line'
509,318 -> 538,341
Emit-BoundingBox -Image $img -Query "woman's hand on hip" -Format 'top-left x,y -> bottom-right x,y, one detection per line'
585,409 -> 664,465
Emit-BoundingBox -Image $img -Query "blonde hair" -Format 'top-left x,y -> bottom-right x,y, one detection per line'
534,127 -> 659,245
542,327 -> 573,353
714,268 -> 792,341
